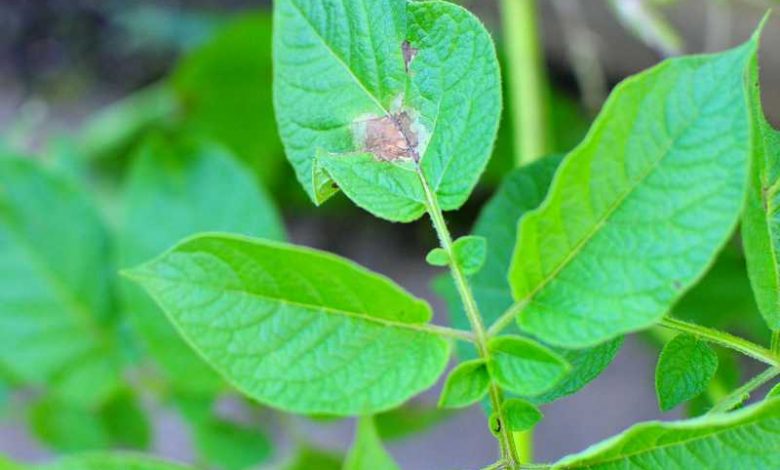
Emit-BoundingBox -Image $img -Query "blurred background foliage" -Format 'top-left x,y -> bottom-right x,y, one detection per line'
0,0 -> 778,469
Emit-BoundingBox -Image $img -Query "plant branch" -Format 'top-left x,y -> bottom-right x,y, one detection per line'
425,324 -> 477,343
417,169 -> 521,467
772,331 -> 780,355
488,301 -> 525,337
659,317 -> 780,367
708,366 -> 780,415
499,0 -> 548,166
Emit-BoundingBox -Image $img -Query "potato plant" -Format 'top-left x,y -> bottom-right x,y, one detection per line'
2,1 -> 780,469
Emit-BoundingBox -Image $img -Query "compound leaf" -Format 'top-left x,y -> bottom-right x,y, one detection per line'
554,398 -> 780,469
126,234 -> 450,415
655,334 -> 718,411
509,34 -> 760,347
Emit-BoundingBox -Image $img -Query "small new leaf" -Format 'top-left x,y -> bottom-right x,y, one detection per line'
438,359 -> 490,409
487,336 -> 569,396
655,334 -> 718,412
425,248 -> 449,267
503,399 -> 542,432
452,236 -> 487,276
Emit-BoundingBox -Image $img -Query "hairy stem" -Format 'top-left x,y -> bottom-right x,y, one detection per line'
500,0 -> 548,166
708,366 -> 780,415
417,169 -> 521,467
660,317 -> 780,367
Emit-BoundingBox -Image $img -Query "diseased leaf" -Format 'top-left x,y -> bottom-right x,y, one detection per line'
37,453 -> 193,470
509,35 -> 759,347
273,0 -> 500,220
126,233 -> 450,415
655,334 -> 718,412
344,417 -> 399,470
452,236 -> 487,276
487,336 -> 569,396
502,398 -> 542,432
438,359 -> 490,409
120,135 -> 284,395
0,156 -> 118,390
554,398 -> 780,469
741,56 -> 780,331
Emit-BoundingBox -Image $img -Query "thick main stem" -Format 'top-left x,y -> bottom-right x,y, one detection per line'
418,170 -> 520,467
500,0 -> 548,167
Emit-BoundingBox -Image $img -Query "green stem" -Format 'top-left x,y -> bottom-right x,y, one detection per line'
659,317 -> 780,367
772,331 -> 780,355
500,0 -> 548,166
417,169 -> 521,467
708,366 -> 780,415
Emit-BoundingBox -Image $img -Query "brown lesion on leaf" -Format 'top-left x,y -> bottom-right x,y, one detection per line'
362,111 -> 419,162
402,40 -> 418,74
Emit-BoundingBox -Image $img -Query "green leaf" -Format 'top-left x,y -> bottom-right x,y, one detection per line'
452,236 -> 487,276
425,247 -> 449,267
284,447 -> 343,470
741,57 -> 780,331
554,398 -> 780,469
767,383 -> 780,399
487,336 -> 569,396
120,135 -> 285,395
100,390 -> 151,450
192,419 -> 272,470
502,398 -> 542,432
126,233 -> 450,415
509,35 -> 759,347
530,337 -> 623,405
344,417 -> 399,470
655,334 -> 718,411
37,453 -> 193,470
374,404 -> 452,440
30,397 -> 110,452
173,13 -> 285,190
0,156 -> 118,387
438,359 -> 490,409
273,0 -> 500,218
439,157 -> 623,404
49,350 -> 122,409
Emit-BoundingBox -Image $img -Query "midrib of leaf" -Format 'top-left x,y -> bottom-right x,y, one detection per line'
130,271 -> 468,341
561,415 -> 771,468
1,217 -> 106,345
506,62 -> 742,332
287,0 -> 390,115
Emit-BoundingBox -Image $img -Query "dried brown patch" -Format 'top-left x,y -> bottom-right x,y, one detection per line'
363,111 -> 419,161
402,40 -> 418,74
